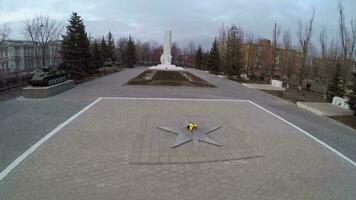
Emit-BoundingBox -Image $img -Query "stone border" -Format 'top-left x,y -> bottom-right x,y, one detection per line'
23,80 -> 75,98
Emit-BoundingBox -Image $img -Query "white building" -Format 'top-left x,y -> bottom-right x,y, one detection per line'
0,40 -> 61,75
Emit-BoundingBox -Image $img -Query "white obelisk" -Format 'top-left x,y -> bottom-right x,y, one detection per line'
149,30 -> 184,71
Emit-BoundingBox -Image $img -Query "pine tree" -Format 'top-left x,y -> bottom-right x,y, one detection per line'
61,12 -> 92,78
348,72 -> 356,115
122,35 -> 137,68
194,46 -> 203,69
207,39 -> 220,74
326,63 -> 344,102
222,25 -> 243,78
92,40 -> 102,68
106,31 -> 116,61
100,36 -> 108,62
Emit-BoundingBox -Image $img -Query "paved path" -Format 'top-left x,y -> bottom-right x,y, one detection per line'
1,99 -> 355,199
0,66 -> 355,173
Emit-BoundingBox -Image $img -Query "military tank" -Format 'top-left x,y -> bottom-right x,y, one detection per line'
30,65 -> 68,87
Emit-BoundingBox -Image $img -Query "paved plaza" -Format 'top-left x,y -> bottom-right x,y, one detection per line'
1,98 -> 355,199
0,67 -> 356,199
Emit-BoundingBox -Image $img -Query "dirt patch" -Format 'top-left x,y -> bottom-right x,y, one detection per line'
330,115 -> 356,130
127,70 -> 215,87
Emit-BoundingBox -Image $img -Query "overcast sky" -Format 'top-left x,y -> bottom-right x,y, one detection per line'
0,0 -> 355,50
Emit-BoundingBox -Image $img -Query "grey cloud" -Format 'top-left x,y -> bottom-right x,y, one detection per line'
1,0 -> 355,50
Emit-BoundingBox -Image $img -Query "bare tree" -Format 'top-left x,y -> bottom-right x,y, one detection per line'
338,1 -> 356,85
0,24 -> 10,42
307,43 -> 318,79
328,38 -> 340,74
283,30 -> 293,85
245,32 -> 255,44
319,27 -> 328,81
339,1 -> 348,63
218,23 -> 228,61
297,10 -> 315,89
349,21 -> 356,60
271,23 -> 281,78
23,15 -> 63,67
182,41 -> 196,67
116,36 -> 128,64
320,28 -> 328,59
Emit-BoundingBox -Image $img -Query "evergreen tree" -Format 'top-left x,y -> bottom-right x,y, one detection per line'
202,51 -> 209,70
348,73 -> 356,115
61,12 -> 93,78
117,37 -> 128,64
326,63 -> 344,102
92,40 -> 102,68
106,31 -> 116,61
194,46 -> 203,69
100,36 -> 108,62
222,25 -> 243,78
122,35 -> 137,68
207,39 -> 220,74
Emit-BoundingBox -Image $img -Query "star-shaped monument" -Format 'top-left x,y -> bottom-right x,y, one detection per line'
157,121 -> 221,148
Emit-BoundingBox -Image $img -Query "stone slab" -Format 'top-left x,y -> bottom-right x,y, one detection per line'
22,80 -> 75,98
332,96 -> 351,110
242,83 -> 286,91
271,79 -> 283,87
297,101 -> 354,116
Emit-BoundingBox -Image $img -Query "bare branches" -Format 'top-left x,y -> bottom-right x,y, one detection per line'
297,9 -> 315,88
349,20 -> 356,59
245,32 -> 255,44
0,24 -> 10,42
272,23 -> 281,48
338,1 -> 348,60
283,30 -> 291,50
337,1 -> 355,86
298,10 -> 315,51
23,15 -> 63,66
319,27 -> 328,58
271,23 -> 281,77
24,15 -> 63,47
338,1 -> 355,60
328,38 -> 339,60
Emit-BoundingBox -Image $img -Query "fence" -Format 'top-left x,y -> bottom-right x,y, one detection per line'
288,84 -> 325,98
0,71 -> 32,92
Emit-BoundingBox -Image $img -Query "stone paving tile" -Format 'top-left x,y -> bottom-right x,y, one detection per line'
129,114 -> 262,164
0,99 -> 355,199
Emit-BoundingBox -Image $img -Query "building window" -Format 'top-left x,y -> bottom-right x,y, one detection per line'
15,47 -> 20,56
15,61 -> 20,70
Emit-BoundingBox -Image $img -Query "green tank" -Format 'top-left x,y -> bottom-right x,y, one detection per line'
30,65 -> 68,86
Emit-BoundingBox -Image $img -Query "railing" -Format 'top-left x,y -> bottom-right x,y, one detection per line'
0,81 -> 28,92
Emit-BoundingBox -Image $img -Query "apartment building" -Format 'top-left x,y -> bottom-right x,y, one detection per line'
0,40 -> 61,75
241,39 -> 302,79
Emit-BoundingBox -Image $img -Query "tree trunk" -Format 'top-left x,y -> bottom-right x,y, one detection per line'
299,49 -> 307,90
42,47 -> 46,66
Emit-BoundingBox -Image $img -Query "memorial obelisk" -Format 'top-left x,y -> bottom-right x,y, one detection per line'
149,30 -> 184,71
